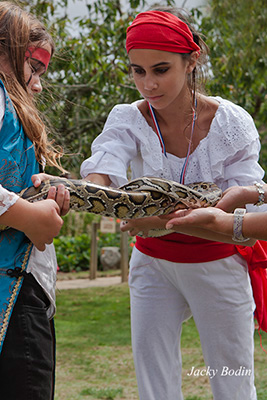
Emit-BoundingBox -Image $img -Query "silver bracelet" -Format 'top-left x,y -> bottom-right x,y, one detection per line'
254,182 -> 265,206
232,208 -> 250,242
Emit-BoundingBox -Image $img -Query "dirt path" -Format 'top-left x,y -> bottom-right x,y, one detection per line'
56,275 -> 124,290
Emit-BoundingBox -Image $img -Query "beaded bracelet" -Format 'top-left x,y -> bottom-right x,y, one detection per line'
254,182 -> 265,206
232,208 -> 250,242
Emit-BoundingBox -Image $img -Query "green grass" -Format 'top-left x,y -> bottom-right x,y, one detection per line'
55,284 -> 267,400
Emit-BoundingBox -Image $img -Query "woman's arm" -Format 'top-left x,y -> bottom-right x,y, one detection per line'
162,207 -> 262,244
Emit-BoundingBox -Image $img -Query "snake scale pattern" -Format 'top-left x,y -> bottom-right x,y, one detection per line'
0,177 -> 222,235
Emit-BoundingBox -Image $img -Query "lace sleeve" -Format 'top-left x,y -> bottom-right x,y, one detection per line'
0,185 -> 19,216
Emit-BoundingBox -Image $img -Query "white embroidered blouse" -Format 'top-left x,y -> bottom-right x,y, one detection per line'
81,97 -> 266,214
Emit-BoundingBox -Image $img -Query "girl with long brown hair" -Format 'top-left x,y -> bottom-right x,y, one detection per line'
0,2 -> 69,399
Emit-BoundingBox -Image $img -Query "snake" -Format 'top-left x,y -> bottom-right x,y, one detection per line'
0,177 -> 222,236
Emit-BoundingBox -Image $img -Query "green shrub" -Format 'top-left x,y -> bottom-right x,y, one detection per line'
54,234 -> 91,272
97,231 -> 122,249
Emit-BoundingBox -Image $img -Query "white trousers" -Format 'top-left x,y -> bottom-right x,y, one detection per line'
129,248 -> 257,400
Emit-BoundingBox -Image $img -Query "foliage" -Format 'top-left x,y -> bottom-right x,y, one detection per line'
200,0 -> 267,168
201,0 -> 266,124
54,233 -> 91,272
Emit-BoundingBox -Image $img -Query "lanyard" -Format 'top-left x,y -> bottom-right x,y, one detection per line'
147,100 -> 197,184
148,102 -> 167,157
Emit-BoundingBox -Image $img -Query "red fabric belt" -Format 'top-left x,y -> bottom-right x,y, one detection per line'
135,234 -> 267,333
136,233 -> 237,263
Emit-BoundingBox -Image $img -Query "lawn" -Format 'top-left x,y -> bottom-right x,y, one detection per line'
54,284 -> 267,400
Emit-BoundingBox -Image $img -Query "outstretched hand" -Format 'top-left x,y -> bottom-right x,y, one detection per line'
163,207 -> 228,232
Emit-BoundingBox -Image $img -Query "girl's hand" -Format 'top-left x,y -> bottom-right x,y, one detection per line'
120,216 -> 165,237
31,173 -> 70,216
31,172 -> 53,187
215,186 -> 247,212
216,184 -> 263,212
23,199 -> 64,251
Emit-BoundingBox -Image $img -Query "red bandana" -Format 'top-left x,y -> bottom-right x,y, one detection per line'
24,47 -> 51,71
126,11 -> 200,54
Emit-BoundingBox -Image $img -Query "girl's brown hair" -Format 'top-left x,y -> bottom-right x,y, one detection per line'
0,1 -> 64,171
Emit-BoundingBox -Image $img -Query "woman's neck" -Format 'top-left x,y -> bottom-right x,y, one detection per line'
139,93 -> 219,159
152,91 -> 194,130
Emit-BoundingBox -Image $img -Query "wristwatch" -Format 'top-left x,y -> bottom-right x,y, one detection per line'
232,208 -> 250,242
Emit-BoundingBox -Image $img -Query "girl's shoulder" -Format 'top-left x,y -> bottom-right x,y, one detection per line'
104,100 -> 148,128
211,96 -> 255,125
109,100 -> 142,114
208,96 -> 258,140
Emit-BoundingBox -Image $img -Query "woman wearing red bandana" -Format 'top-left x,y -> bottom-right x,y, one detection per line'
81,7 -> 267,399
0,2 -> 69,399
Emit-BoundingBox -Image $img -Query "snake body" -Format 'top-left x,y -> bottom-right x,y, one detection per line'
0,177 -> 222,234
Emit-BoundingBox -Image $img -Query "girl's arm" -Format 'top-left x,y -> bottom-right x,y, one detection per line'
84,173 -> 111,186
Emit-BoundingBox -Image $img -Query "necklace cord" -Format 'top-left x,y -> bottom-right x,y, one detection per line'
147,98 -> 197,184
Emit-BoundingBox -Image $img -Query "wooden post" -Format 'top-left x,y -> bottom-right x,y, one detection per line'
90,222 -> 100,280
120,231 -> 129,283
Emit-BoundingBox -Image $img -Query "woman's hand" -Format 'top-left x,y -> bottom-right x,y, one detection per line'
163,207 -> 229,232
31,173 -> 70,216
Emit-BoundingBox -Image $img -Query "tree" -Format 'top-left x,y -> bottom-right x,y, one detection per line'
200,0 -> 267,167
